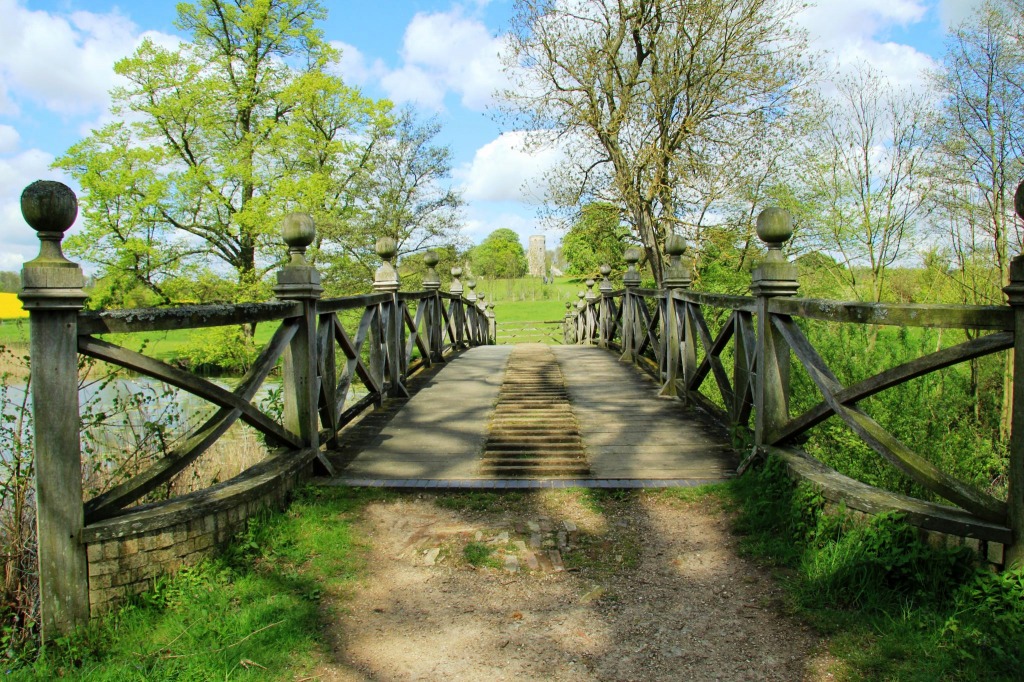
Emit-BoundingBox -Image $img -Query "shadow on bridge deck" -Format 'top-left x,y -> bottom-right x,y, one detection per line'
320,345 -> 737,490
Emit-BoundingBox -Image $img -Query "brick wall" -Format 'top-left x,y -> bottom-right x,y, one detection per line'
81,448 -> 314,617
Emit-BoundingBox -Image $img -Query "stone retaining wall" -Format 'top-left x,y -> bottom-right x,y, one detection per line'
81,447 -> 315,617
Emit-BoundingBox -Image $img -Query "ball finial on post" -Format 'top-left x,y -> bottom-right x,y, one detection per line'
663,232 -> 693,289
423,249 -> 441,290
21,180 -> 79,269
599,263 -> 613,294
450,265 -> 464,296
751,207 -> 797,297
373,236 -> 400,292
755,207 -> 793,262
282,213 -> 315,267
623,247 -> 641,288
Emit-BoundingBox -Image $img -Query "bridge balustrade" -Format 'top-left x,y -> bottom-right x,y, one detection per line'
567,203 -> 1024,575
15,181 -> 492,639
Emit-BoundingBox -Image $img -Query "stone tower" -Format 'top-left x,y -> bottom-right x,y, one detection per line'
528,235 -> 546,277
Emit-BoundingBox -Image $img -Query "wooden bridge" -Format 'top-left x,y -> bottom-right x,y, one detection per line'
321,344 -> 734,487
14,181 -> 1024,642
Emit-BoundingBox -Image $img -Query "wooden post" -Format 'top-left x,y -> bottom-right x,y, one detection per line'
422,250 -> 442,363
18,180 -> 89,639
576,291 -> 587,345
466,279 -> 478,346
273,214 -> 323,466
751,208 -> 798,447
486,303 -> 496,345
449,266 -> 465,349
564,301 -> 574,344
1004,184 -> 1024,567
619,247 -> 641,362
659,234 -> 693,398
598,264 -> 613,348
373,237 -> 407,397
584,279 -> 597,343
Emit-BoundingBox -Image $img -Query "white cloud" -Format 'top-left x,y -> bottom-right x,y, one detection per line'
0,0 -> 179,116
834,40 -> 937,90
939,0 -> 986,28
380,8 -> 510,111
457,131 -> 565,203
331,40 -> 385,86
0,147 -> 72,268
0,125 -> 18,154
461,209 -> 546,249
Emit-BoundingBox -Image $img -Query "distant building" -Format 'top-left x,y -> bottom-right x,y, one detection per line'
528,235 -> 546,277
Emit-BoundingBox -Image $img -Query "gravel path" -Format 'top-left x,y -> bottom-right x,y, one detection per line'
311,491 -> 830,681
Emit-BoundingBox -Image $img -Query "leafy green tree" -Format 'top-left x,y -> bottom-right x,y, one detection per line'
0,272 -> 20,294
55,0 -> 390,304
469,229 -> 528,279
314,111 -> 464,293
561,203 -> 630,276
503,0 -> 808,285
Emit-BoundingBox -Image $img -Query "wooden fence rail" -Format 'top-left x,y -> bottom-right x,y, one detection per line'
17,182 -> 493,639
567,205 -> 1024,569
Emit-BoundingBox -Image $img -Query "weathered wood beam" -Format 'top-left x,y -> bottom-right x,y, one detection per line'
79,301 -> 301,335
773,332 -> 1013,444
769,297 -> 1012,331
774,315 -> 1007,522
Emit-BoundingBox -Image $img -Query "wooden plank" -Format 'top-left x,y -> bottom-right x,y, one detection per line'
85,406 -> 242,523
31,307 -> 90,637
769,446 -> 1012,543
78,330 -> 301,448
688,306 -> 734,407
769,297 -> 1013,330
673,290 -> 757,312
317,313 -> 339,446
334,311 -> 381,397
79,301 -> 301,335
773,315 -> 1007,522
316,292 -> 392,313
734,312 -> 756,426
773,332 -> 1014,444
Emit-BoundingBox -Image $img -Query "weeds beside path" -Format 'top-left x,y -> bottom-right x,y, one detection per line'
18,480 -> 1024,680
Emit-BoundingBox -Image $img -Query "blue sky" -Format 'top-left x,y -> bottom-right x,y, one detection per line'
0,0 -> 985,271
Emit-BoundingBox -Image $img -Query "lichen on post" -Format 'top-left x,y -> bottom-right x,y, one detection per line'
18,180 -> 89,639
751,207 -> 798,448
273,213 -> 326,471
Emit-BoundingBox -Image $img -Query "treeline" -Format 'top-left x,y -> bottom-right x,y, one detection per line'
506,0 -> 1024,311
55,0 -> 462,310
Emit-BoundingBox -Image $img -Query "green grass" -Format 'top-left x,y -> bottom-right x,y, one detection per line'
729,457 -> 1024,681
462,542 -> 502,568
10,486 -> 392,680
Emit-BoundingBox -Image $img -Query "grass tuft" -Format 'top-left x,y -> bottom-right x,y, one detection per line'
730,456 -> 1024,680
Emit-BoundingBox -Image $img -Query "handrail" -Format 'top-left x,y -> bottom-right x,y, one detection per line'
16,183 -> 495,638
565,206 -> 1024,571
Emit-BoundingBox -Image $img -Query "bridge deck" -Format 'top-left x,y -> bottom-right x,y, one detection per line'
322,344 -> 737,488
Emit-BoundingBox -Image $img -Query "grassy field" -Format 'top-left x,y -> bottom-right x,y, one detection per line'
0,276 -> 588,359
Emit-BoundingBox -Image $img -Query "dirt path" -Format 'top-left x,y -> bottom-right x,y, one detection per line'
313,490 -> 829,681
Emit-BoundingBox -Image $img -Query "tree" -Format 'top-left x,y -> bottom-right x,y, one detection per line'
503,0 -> 808,285
929,0 -> 1024,440
800,65 -> 929,302
930,0 -> 1024,304
561,203 -> 631,276
469,229 -> 528,279
56,0 -> 390,304
313,111 -> 465,294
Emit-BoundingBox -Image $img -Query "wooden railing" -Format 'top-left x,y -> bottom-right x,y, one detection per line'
567,207 -> 1024,569
16,182 -> 492,638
